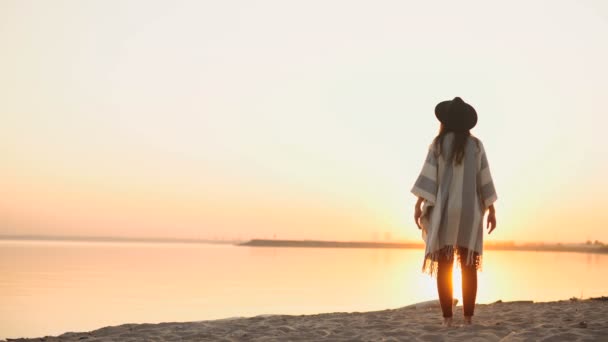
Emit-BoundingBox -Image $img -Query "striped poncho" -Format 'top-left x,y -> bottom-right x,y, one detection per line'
411,133 -> 497,275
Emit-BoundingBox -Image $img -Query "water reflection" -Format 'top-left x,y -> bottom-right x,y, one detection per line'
0,241 -> 607,339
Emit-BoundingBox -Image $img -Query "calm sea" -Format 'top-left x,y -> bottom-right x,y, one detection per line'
1,240 -> 607,339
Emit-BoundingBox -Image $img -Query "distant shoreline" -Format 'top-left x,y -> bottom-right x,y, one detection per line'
240,239 -> 608,254
2,235 -> 607,254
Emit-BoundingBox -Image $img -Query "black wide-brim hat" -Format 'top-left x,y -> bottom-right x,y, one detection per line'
435,97 -> 477,130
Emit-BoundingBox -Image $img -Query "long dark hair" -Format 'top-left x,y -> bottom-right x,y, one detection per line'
433,124 -> 471,165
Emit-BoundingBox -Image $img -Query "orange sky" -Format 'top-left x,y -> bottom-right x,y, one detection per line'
1,1 -> 607,243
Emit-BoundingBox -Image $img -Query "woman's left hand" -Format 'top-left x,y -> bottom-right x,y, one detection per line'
414,197 -> 424,229
414,206 -> 423,229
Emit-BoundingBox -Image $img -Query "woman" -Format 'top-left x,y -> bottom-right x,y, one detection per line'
411,97 -> 497,327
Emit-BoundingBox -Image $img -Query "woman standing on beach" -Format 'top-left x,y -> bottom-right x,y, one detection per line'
411,97 -> 497,326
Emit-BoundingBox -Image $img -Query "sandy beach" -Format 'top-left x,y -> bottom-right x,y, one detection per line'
4,298 -> 607,341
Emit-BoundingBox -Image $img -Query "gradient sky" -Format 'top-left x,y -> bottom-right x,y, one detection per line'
1,0 -> 607,243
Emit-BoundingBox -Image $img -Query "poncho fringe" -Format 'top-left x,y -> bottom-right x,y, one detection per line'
422,245 -> 483,277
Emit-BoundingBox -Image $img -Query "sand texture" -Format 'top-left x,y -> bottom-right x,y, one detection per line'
4,299 -> 607,341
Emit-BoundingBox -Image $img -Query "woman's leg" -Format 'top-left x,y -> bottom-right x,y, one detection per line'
459,249 -> 478,321
436,251 -> 454,319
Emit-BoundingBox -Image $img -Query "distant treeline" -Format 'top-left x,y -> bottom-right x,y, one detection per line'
240,239 -> 608,254
240,239 -> 423,249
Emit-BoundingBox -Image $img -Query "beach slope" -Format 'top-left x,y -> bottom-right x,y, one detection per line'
5,299 -> 607,341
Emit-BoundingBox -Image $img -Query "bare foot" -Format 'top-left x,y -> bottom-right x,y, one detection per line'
463,316 -> 473,325
442,317 -> 453,327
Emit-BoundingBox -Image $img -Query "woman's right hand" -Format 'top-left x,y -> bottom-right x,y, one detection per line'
486,206 -> 496,234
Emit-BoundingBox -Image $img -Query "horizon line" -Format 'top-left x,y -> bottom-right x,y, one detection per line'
0,234 -> 604,246
0,234 -> 241,244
